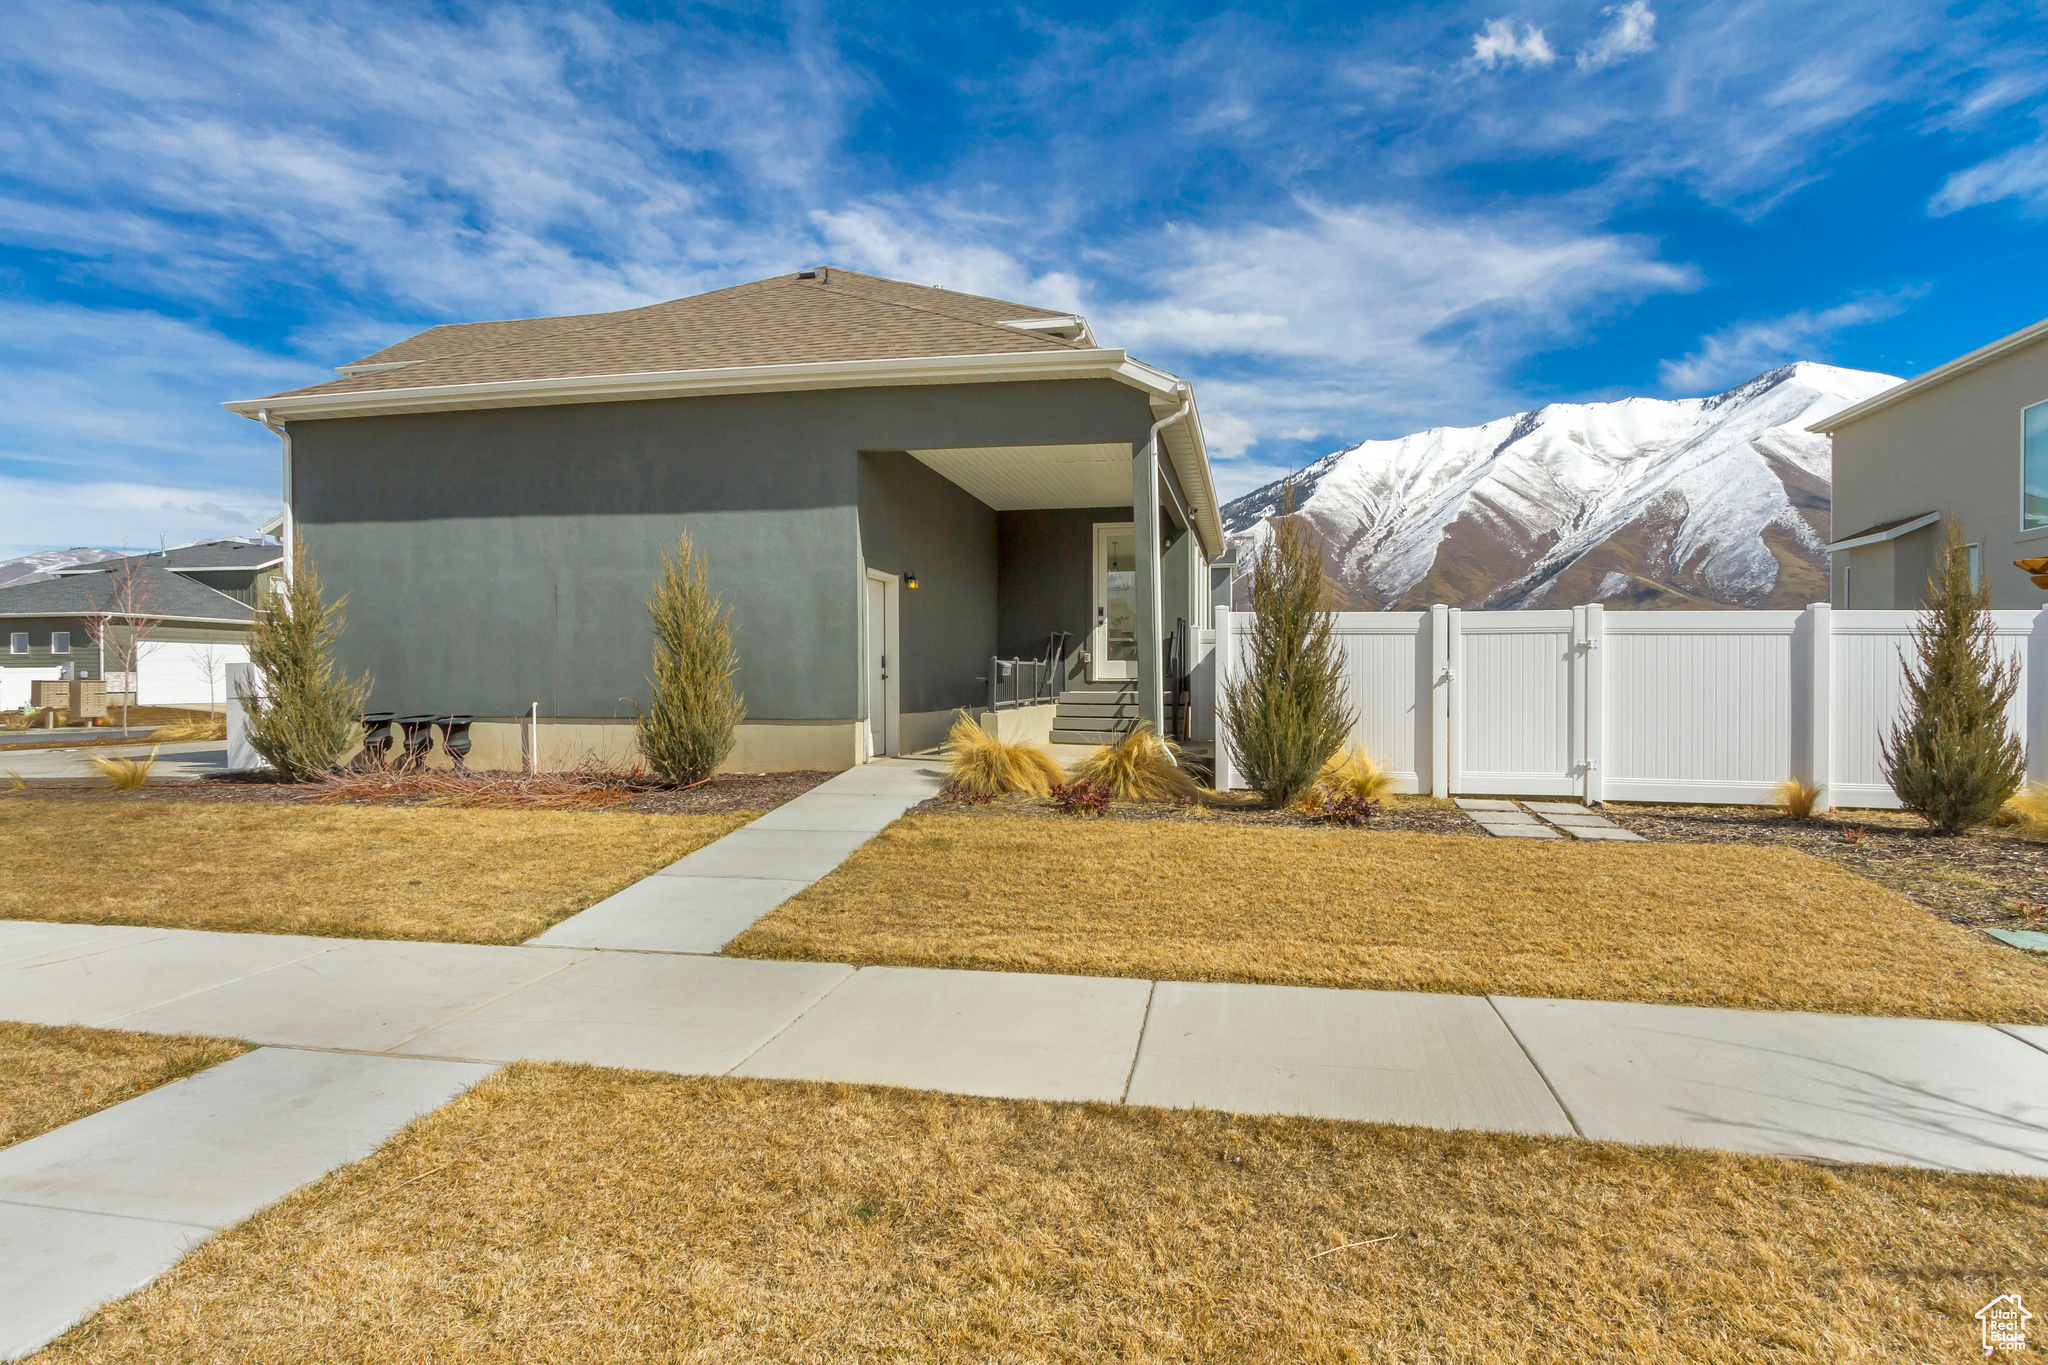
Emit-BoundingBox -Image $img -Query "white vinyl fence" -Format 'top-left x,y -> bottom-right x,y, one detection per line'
1207,604 -> 2048,811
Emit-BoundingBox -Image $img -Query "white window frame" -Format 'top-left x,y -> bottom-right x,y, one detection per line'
7,633 -> 24,655
1091,522 -> 1139,683
2024,398 -> 2048,532
50,631 -> 69,655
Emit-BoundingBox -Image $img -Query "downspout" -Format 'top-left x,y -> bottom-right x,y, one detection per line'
256,409 -> 293,585
1133,385 -> 1193,737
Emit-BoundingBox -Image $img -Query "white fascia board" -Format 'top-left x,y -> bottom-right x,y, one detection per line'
1808,315 -> 2048,433
225,349 -> 1153,421
0,611 -> 252,625
1825,510 -> 1940,552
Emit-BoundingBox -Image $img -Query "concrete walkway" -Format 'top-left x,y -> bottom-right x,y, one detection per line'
0,1046 -> 492,1359
529,759 -> 946,952
5,917 -> 2047,1357
5,919 -> 2045,1175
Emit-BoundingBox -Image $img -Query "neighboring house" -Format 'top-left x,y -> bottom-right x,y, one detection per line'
0,541 -> 275,711
1811,315 -> 2048,609
224,267 -> 1226,771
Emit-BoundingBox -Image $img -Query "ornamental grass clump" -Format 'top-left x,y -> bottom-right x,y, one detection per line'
1880,518 -> 2026,834
242,544 -> 372,782
1221,513 -> 1354,809
1297,745 -> 1392,811
1995,782 -> 2048,832
1073,724 -> 1200,802
636,534 -> 745,787
87,748 -> 157,790
941,713 -> 1064,798
1771,778 -> 1824,821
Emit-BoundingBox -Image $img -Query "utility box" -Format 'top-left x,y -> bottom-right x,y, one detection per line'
68,679 -> 107,719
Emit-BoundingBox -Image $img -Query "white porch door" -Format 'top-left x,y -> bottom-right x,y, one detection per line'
1091,522 -> 1138,682
866,571 -> 896,757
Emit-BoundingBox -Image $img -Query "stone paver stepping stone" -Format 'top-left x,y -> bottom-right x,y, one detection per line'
1454,799 -> 1519,811
1476,822 -> 1560,839
1985,927 -> 2048,953
1126,982 -> 1572,1135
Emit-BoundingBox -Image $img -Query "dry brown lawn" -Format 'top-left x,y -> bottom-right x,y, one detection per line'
0,799 -> 754,944
41,1065 -> 2048,1364
729,813 -> 2048,1022
1,1022 -> 247,1150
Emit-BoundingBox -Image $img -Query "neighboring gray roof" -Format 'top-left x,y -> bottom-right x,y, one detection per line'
58,540 -> 281,576
0,563 -> 255,622
275,268 -> 1086,402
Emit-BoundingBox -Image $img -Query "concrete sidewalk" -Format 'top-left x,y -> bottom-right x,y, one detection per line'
528,759 -> 945,953
4,918 -> 2045,1176
0,1047 -> 492,1360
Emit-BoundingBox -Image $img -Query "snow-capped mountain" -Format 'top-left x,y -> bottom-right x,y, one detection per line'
1221,362 -> 1902,611
0,547 -> 123,589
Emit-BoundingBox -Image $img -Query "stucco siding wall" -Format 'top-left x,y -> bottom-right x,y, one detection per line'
857,451 -> 998,717
1831,339 -> 2048,608
288,378 -> 1158,724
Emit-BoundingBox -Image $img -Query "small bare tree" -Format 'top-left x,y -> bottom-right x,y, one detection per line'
193,639 -> 229,715
81,555 -> 164,737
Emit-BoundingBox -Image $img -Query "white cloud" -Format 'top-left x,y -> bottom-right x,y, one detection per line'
1578,2 -> 1657,70
1656,291 -> 1920,393
1095,201 -> 1697,489
0,475 -> 274,561
1929,137 -> 2048,216
1472,19 -> 1556,70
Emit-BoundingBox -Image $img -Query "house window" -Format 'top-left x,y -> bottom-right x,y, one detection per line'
7,633 -> 24,655
2027,399 -> 2048,530
50,631 -> 69,654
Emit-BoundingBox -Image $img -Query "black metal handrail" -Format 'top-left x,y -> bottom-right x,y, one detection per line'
987,656 -> 1057,712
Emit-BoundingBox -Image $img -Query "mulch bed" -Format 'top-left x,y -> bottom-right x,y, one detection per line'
4,769 -> 836,817
918,791 -> 1478,836
1604,804 -> 2048,932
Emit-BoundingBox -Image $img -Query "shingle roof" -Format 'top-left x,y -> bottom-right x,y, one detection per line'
279,269 -> 1086,402
0,563 -> 255,622
60,540 -> 281,575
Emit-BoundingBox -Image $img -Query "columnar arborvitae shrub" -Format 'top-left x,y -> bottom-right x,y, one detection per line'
636,533 -> 745,786
1881,518 -> 2026,834
1221,513 -> 1354,808
243,544 -> 371,781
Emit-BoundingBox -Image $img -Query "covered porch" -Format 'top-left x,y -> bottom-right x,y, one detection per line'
853,390 -> 1229,759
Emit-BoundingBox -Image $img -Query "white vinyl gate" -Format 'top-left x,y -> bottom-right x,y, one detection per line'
1206,604 -> 2048,811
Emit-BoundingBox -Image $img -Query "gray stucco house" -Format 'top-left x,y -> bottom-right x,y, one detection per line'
1813,315 -> 2048,609
226,268 -> 1226,771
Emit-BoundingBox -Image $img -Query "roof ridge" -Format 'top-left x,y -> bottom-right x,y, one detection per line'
806,271 -> 1090,350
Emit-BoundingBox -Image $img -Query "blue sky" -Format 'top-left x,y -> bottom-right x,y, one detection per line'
1,0 -> 2045,557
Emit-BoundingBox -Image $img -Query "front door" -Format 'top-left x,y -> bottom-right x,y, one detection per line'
866,572 -> 895,757
1091,522 -> 1138,682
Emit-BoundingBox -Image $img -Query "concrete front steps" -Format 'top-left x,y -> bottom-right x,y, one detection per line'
1051,683 -> 1149,746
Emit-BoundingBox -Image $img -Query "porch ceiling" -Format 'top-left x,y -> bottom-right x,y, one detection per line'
905,442 -> 1133,512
